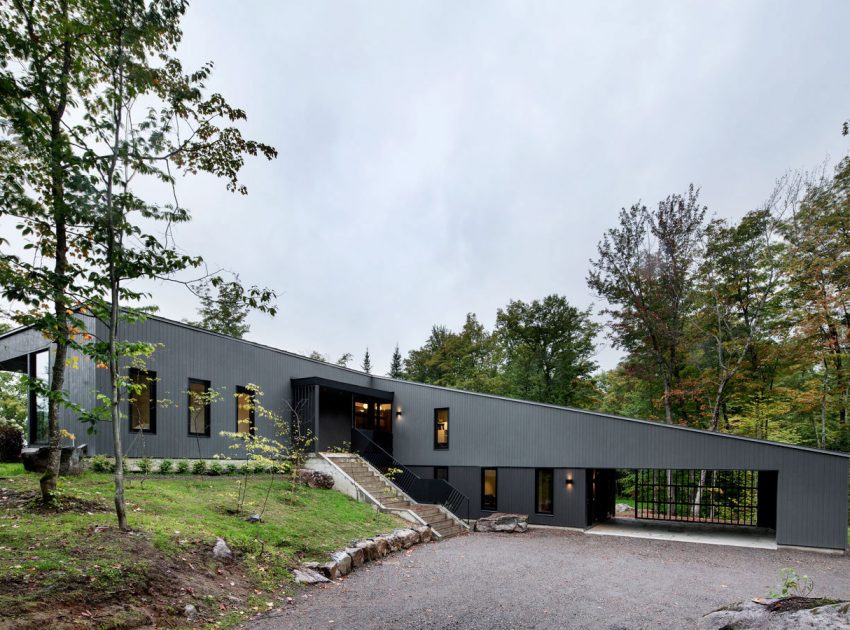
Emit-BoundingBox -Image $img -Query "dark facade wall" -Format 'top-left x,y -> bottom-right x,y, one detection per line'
91,317 -> 374,459
376,377 -> 849,550
318,389 -> 352,452
410,465 -> 588,527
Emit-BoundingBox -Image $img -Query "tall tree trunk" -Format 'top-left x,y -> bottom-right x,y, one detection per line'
109,278 -> 128,531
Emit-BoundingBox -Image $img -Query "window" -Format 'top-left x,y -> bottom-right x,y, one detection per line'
29,350 -> 50,443
481,468 -> 497,511
535,468 -> 554,515
129,368 -> 156,433
434,466 -> 449,482
434,408 -> 449,449
353,398 -> 393,432
377,402 -> 392,432
235,386 -> 255,435
187,379 -> 211,436
354,399 -> 372,430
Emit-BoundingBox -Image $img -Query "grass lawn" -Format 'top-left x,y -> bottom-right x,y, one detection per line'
0,464 -> 402,628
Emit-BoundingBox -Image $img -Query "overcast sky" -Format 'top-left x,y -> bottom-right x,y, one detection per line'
137,1 -> 850,374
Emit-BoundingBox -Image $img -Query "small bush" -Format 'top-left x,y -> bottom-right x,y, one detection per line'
158,459 -> 173,474
0,422 -> 24,462
208,462 -> 223,476
175,460 -> 190,475
136,457 -> 153,475
224,463 -> 238,475
191,460 -> 207,475
89,454 -> 115,473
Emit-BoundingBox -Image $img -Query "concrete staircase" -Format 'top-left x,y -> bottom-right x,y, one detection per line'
328,454 -> 467,539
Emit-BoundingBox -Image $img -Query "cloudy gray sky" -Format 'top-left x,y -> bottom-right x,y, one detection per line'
142,1 -> 850,373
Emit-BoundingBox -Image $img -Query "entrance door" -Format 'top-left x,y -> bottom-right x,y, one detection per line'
353,397 -> 393,453
586,469 -> 617,526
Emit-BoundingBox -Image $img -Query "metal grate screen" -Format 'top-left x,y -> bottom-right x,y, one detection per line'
634,469 -> 759,526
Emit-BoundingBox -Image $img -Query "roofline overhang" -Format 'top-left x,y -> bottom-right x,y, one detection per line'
291,377 -> 394,402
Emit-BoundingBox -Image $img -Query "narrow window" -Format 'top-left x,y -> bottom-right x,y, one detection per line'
434,466 -> 449,482
235,386 -> 255,435
188,379 -> 211,436
481,468 -> 497,511
353,399 -> 372,430
129,368 -> 156,433
29,350 -> 50,443
535,468 -> 554,515
434,408 -> 449,449
377,402 -> 392,432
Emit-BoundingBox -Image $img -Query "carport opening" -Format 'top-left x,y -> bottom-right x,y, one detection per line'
588,468 -> 778,548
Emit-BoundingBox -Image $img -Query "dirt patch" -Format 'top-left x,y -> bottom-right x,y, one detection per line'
0,487 -> 108,513
0,527 -> 259,629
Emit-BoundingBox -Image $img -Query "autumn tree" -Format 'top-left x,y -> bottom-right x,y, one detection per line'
588,187 -> 706,425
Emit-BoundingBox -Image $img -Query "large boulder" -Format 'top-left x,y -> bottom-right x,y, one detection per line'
378,533 -> 403,552
474,512 -> 528,533
699,597 -> 850,629
354,539 -> 379,562
393,528 -> 418,549
330,550 -> 352,576
415,525 -> 433,543
21,444 -> 86,475
371,536 -> 390,557
296,469 -> 334,489
344,546 -> 365,569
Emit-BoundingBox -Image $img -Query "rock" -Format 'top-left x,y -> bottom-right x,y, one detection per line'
330,550 -> 352,576
245,513 -> 262,523
354,539 -> 378,562
318,561 -> 338,580
393,528 -> 418,549
184,604 -> 197,620
296,469 -> 334,489
345,546 -> 365,568
699,598 -> 850,630
378,533 -> 402,552
474,512 -> 529,533
415,525 -> 432,543
212,537 -> 233,560
615,503 -> 632,513
371,536 -> 389,557
293,568 -> 329,585
22,444 -> 86,475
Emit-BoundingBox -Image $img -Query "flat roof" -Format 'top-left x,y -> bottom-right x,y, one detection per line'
291,377 -> 394,402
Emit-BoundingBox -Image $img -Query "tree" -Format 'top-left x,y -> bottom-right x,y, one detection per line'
70,0 -> 276,529
336,352 -> 352,367
187,275 -> 268,338
588,187 -> 706,425
361,347 -> 372,374
404,314 -> 502,393
308,351 -> 327,362
495,295 -> 598,407
388,344 -> 403,378
0,0 -> 98,501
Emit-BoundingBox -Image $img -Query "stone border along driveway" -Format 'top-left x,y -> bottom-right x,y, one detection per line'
244,528 -> 850,630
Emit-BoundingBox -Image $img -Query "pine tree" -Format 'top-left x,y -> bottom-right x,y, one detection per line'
336,352 -> 352,367
362,348 -> 372,374
188,277 -> 252,338
389,344 -> 403,378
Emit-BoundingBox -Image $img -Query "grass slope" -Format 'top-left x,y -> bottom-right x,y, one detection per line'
0,465 -> 401,628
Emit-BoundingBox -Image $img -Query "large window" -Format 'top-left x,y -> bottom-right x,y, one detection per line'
481,468 -> 497,511
235,386 -> 255,435
354,398 -> 393,432
129,368 -> 156,433
434,408 -> 449,449
187,379 -> 211,436
29,350 -> 50,443
535,468 -> 554,515
434,466 -> 449,482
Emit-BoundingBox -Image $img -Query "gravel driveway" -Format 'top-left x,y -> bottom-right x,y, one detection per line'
245,528 -> 850,630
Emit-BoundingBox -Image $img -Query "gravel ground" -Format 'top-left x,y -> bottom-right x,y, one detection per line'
244,528 -> 850,630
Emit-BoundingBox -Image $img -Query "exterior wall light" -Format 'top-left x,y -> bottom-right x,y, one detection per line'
396,408 -> 403,417
565,475 -> 574,487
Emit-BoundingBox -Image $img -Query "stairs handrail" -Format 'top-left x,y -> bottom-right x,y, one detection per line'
351,428 -> 470,523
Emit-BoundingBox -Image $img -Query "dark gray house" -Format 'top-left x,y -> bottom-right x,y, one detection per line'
1,314 -> 848,551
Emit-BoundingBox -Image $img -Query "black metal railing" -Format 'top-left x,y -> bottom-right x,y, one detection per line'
351,428 -> 470,523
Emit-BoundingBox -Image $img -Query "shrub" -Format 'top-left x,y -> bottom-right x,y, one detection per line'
175,460 -> 190,475
158,459 -> 173,474
224,463 -> 238,475
191,460 -> 207,475
89,454 -> 115,473
136,457 -> 153,475
208,461 -> 223,476
0,421 -> 23,462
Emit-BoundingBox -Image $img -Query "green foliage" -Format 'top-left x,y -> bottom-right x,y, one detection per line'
89,455 -> 115,474
136,458 -> 153,475
769,567 -> 815,598
0,369 -> 27,434
185,274 -> 269,339
158,459 -> 173,474
388,344 -> 403,378
175,460 -> 190,475
208,462 -> 223,476
0,421 -> 23,462
361,348 -> 372,374
191,460 -> 207,476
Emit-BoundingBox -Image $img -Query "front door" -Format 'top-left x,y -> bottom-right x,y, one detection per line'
353,397 -> 393,453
